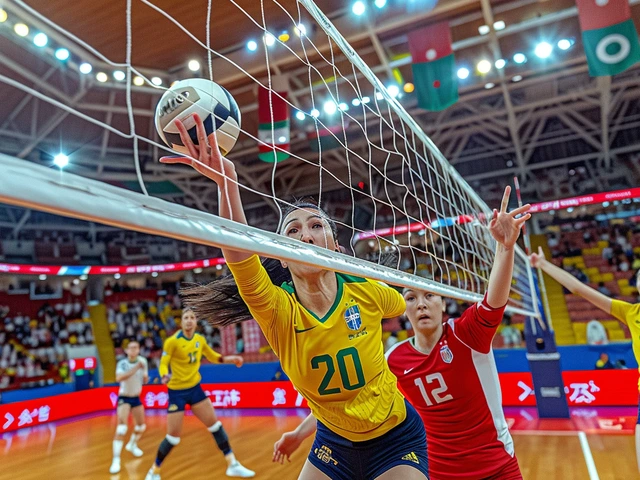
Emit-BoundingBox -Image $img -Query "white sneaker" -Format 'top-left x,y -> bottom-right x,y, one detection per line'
144,468 -> 161,480
226,461 -> 255,478
109,458 -> 121,474
125,442 -> 144,457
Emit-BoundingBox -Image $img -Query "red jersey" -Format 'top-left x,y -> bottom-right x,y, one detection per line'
386,296 -> 516,480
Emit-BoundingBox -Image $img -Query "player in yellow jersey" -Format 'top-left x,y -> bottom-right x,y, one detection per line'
144,308 -> 255,480
530,250 -> 640,472
160,115 -> 430,479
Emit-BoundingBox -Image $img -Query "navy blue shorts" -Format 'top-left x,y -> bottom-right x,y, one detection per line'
118,395 -> 142,408
636,400 -> 640,425
167,384 -> 208,412
308,400 -> 429,480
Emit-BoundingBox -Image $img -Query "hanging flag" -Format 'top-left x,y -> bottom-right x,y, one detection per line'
258,75 -> 290,162
576,0 -> 640,77
407,22 -> 458,111
307,123 -> 348,153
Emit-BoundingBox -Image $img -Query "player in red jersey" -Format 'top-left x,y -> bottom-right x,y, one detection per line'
273,186 -> 529,480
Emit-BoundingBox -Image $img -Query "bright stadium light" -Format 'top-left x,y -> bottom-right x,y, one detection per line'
352,98 -> 361,106
478,25 -> 490,35
264,33 -> 276,47
338,102 -> 349,111
477,59 -> 492,74
374,0 -> 387,8
188,59 -> 201,71
376,91 -> 384,100
361,96 -> 371,104
133,75 -> 145,86
484,82 -> 495,89
151,76 -> 162,86
33,32 -> 48,47
387,85 -> 400,98
534,41 -> 553,59
294,23 -> 307,37
96,72 -> 108,83
0,9 -> 7,23
14,23 -> 29,37
558,38 -> 572,50
39,274 -> 47,281
323,100 -> 337,115
512,75 -> 523,82
457,67 -> 470,80
79,62 -> 93,74
310,108 -> 320,118
495,58 -> 506,69
55,48 -> 70,61
247,40 -> 258,51
113,70 -> 126,81
352,1 -> 366,16
513,53 -> 527,64
493,20 -> 506,31
53,153 -> 69,168
295,110 -> 306,121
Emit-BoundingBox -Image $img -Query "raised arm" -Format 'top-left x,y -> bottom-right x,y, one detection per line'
159,114 -> 250,264
486,186 -> 531,308
530,246 -> 612,314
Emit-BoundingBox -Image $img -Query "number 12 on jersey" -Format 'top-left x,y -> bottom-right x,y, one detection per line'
414,373 -> 453,406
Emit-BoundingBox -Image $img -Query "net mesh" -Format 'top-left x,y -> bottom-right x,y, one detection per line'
0,0 -> 538,316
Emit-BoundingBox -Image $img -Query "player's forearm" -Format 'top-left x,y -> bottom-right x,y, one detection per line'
486,245 -> 515,308
158,359 -> 170,377
536,258 -> 612,313
217,168 -> 251,264
115,369 -> 137,382
294,413 -> 317,439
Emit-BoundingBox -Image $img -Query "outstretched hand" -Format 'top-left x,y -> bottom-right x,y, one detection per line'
529,246 -> 546,268
159,114 -> 235,186
488,186 -> 531,250
273,431 -> 304,465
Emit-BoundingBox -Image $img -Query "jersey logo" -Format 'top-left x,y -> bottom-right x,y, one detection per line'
401,452 -> 420,464
404,367 -> 415,375
196,341 -> 200,348
168,404 -> 179,412
294,325 -> 317,334
440,345 -> 453,364
344,305 -> 362,331
314,445 -> 338,466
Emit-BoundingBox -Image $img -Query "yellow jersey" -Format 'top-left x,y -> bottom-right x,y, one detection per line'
159,331 -> 222,390
611,300 -> 640,391
227,255 -> 407,442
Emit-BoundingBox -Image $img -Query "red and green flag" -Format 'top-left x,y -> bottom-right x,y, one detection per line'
258,75 -> 290,162
307,123 -> 348,153
576,0 -> 640,77
407,22 -> 458,111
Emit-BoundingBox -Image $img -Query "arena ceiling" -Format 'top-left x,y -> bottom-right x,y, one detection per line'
0,0 -> 639,237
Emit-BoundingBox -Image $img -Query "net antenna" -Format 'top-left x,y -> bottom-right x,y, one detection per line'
0,0 -> 540,317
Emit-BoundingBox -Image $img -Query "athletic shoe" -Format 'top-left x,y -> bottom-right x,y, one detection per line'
145,468 -> 161,480
125,442 -> 144,457
226,461 -> 255,478
109,458 -> 121,474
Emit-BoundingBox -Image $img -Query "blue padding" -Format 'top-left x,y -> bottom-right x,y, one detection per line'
1,382 -> 75,404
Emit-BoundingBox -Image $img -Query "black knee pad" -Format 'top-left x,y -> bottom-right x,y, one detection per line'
209,421 -> 231,455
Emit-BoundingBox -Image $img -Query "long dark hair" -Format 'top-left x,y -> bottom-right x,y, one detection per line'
180,201 -> 337,326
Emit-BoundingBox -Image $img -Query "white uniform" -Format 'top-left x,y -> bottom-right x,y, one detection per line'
116,357 -> 148,397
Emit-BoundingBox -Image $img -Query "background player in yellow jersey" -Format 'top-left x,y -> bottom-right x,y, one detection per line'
530,250 -> 640,472
144,307 -> 255,480
161,115 -> 429,479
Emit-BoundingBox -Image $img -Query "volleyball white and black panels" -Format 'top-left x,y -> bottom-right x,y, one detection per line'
155,78 -> 241,156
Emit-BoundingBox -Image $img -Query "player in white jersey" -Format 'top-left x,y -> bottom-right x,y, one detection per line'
109,339 -> 149,474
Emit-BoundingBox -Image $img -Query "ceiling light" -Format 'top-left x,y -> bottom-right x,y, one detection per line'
558,39 -> 572,51
295,111 -> 306,121
352,1 -> 366,16
323,101 -> 337,115
96,72 -> 108,83
338,102 -> 349,111
33,32 -> 48,47
79,62 -> 93,74
376,91 -> 384,100
53,153 -> 69,168
133,75 -> 145,86
478,25 -> 490,35
294,24 -> 307,37
188,59 -> 201,72
151,76 -> 162,86
113,70 -> 126,81
361,96 -> 370,104
477,59 -> 492,74
55,48 -> 70,61
493,20 -> 506,31
387,85 -> 400,98
374,0 -> 387,7
495,58 -> 506,69
310,108 -> 320,118
0,9 -> 7,23
264,33 -> 276,47
14,23 -> 29,37
457,67 -> 470,80
512,75 -> 523,82
534,41 -> 553,59
484,82 -> 495,89
513,53 -> 527,64
352,98 -> 361,106
247,40 -> 258,51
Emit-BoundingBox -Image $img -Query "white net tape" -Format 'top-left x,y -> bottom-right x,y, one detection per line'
0,0 -> 539,316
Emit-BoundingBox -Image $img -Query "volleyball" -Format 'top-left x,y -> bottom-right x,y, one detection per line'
155,78 -> 241,156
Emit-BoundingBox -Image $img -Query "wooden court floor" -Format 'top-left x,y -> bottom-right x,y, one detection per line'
0,410 -> 637,480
